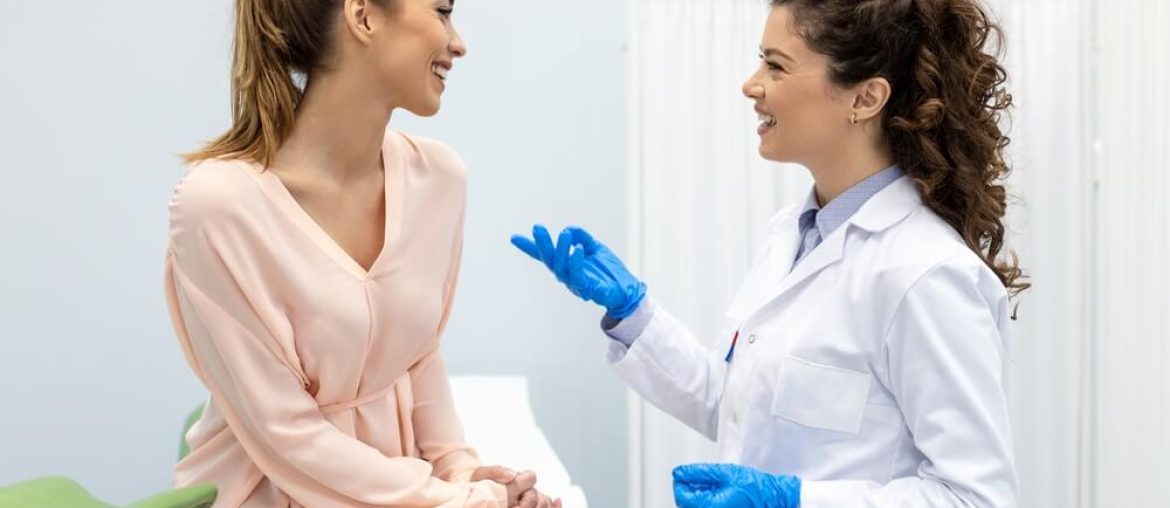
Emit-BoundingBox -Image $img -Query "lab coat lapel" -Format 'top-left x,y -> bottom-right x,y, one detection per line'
765,219 -> 847,306
742,176 -> 921,322
737,210 -> 801,316
737,199 -> 842,320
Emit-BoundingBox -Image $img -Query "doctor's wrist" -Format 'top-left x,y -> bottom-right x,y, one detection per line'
601,297 -> 654,347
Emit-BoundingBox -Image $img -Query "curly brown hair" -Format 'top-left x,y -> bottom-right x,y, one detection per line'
772,0 -> 1030,304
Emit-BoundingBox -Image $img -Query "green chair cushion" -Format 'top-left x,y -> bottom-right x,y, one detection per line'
127,484 -> 217,508
177,404 -> 205,462
0,476 -> 112,508
0,477 -> 216,508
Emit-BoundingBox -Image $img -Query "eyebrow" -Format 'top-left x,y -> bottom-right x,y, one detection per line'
760,47 -> 794,62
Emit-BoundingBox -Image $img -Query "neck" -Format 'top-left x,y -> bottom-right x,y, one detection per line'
805,138 -> 895,206
273,70 -> 398,184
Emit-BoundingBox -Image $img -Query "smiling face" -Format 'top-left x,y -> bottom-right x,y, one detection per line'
363,0 -> 466,116
741,5 -> 854,165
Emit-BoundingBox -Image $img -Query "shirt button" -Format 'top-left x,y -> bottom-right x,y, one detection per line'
747,334 -> 757,344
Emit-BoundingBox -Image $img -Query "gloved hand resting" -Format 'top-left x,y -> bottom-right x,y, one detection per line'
672,463 -> 801,508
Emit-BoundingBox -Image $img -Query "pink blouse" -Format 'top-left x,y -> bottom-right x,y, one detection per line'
165,131 -> 506,507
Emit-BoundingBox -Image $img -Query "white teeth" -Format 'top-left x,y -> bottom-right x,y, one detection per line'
758,113 -> 776,126
432,64 -> 448,80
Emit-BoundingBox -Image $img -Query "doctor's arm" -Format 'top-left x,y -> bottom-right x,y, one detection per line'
510,225 -> 726,439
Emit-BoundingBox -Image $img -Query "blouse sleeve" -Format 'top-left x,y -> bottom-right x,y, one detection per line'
407,211 -> 489,483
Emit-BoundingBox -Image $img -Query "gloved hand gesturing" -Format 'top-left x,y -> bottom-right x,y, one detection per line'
510,224 -> 646,319
672,463 -> 801,508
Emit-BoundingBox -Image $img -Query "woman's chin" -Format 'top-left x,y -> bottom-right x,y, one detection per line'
403,97 -> 442,118
758,141 -> 786,162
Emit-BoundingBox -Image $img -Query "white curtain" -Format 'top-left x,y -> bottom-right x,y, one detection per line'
1088,0 -> 1170,505
997,0 -> 1170,506
991,1 -> 1094,507
626,0 -> 1170,507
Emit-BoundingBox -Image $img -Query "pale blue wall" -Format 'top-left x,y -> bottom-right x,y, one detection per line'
0,1 -> 628,505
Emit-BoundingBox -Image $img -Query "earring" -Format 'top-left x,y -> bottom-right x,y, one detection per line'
850,113 -> 858,125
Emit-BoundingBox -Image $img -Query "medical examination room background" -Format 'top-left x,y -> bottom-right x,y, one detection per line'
0,0 -> 1166,507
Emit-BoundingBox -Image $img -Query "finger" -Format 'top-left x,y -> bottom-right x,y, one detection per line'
471,465 -> 517,484
570,247 -> 584,270
536,493 -> 552,508
553,498 -> 563,508
554,229 -> 573,279
517,490 -> 538,508
596,282 -> 627,310
671,464 -> 724,487
569,247 -> 587,280
512,471 -> 537,492
566,226 -> 599,254
673,468 -> 719,508
566,248 -> 591,300
581,253 -> 614,283
672,483 -> 712,508
510,235 -> 543,262
532,225 -> 557,269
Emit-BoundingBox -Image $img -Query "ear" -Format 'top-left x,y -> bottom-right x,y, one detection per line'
343,0 -> 376,45
849,76 -> 892,123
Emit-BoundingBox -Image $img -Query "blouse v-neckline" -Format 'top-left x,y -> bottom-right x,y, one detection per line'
245,132 -> 407,281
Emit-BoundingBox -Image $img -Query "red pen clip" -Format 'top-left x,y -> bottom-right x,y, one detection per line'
724,330 -> 740,363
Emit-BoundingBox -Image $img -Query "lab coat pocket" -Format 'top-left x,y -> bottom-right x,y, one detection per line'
771,356 -> 871,434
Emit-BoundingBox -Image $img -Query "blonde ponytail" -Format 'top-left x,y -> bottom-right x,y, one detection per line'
184,0 -> 350,166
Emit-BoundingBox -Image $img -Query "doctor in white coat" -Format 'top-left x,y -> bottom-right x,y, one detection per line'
513,0 -> 1025,507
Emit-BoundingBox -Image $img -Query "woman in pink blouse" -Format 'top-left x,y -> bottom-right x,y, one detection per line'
166,1 -> 557,506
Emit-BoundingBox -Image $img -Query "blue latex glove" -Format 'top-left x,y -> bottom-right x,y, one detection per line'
672,463 -> 801,508
511,224 -> 647,319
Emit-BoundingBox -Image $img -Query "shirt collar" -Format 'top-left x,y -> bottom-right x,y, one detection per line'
799,164 -> 905,239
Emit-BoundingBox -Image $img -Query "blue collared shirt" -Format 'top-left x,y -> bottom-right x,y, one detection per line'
604,164 -> 906,347
793,164 -> 905,268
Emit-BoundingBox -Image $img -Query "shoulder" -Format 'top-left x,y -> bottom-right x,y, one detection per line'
883,207 -> 971,264
871,208 -> 1008,311
395,132 -> 467,185
168,158 -> 265,242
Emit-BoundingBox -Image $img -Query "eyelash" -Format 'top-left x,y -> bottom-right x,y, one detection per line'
759,54 -> 784,72
437,7 -> 453,19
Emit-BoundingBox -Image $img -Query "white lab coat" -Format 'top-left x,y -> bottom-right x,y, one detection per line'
607,176 -> 1018,507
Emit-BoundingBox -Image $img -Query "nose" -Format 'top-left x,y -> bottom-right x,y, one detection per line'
449,27 -> 467,58
742,69 -> 763,99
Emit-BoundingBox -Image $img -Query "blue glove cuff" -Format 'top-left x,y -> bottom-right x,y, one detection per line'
604,281 -> 647,320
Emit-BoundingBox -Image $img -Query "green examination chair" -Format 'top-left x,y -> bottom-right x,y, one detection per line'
177,404 -> 205,462
0,476 -> 216,508
0,402 -> 218,508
